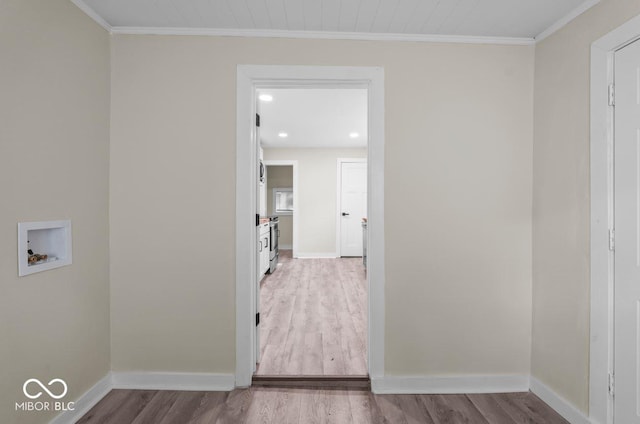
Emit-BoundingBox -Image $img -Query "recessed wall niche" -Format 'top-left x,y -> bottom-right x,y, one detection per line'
18,220 -> 72,276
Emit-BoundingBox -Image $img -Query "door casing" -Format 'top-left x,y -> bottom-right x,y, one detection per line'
235,65 -> 385,388
590,13 -> 640,424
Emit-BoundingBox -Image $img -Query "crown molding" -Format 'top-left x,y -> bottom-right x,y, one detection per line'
109,26 -> 535,46
535,0 -> 600,42
70,0 -> 112,32
72,0 -> 598,46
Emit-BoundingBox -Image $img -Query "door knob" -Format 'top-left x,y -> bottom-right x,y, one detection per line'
342,212 -> 350,216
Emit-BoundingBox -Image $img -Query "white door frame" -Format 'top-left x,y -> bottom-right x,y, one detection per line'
263,160 -> 299,256
590,13 -> 640,424
236,65 -> 385,388
336,158 -> 367,257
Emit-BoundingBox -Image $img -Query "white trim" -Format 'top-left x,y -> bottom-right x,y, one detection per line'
535,0 -> 600,42
372,375 -> 529,395
236,67 -> 258,387
70,0 -> 599,46
109,26 -> 533,45
530,377 -> 592,424
236,65 -> 385,387
50,371 -> 234,423
69,0 -> 112,32
294,252 -> 338,259
366,68 -> 386,383
279,244 -> 292,250
590,13 -> 640,424
263,159 -> 299,257
336,158 -> 368,258
111,372 -> 234,391
49,373 -> 112,424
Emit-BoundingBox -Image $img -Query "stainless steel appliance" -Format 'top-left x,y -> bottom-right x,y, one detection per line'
268,216 -> 279,273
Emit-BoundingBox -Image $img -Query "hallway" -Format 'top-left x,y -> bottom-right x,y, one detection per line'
256,251 -> 367,376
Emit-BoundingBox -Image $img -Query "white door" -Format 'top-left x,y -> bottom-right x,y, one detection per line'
614,38 -> 640,424
339,161 -> 367,257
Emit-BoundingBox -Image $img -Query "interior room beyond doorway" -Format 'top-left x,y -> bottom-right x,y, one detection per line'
255,88 -> 369,377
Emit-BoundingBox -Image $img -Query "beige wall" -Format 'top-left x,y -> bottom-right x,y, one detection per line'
532,0 -> 640,413
110,34 -> 534,377
0,1 -> 111,423
6,0 -> 639,417
264,148 -> 368,255
266,165 -> 293,247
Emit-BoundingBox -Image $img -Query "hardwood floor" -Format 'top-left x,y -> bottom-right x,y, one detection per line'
256,250 -> 367,376
76,256 -> 570,424
77,388 -> 569,424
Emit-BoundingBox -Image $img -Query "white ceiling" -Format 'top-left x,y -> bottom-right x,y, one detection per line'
76,0 -> 598,42
258,89 -> 367,149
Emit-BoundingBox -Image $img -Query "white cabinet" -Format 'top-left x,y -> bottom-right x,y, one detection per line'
257,222 -> 270,280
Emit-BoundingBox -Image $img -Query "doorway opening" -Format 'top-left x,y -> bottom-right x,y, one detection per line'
235,65 -> 385,389
255,90 -> 369,378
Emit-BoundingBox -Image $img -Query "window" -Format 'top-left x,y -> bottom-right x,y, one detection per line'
273,188 -> 293,215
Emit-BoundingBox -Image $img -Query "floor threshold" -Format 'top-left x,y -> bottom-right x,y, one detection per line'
252,375 -> 371,390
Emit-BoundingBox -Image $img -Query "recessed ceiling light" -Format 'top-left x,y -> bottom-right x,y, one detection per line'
349,132 -> 360,138
278,132 -> 288,138
259,94 -> 273,102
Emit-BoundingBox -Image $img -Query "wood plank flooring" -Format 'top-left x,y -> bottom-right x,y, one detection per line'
257,250 -> 367,376
77,388 -> 570,424
77,252 -> 570,423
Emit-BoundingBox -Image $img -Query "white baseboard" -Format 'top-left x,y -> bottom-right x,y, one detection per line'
279,244 -> 292,250
50,373 -> 113,424
111,371 -> 235,391
530,377 -> 591,424
371,374 -> 530,394
49,371 -> 235,423
294,252 -> 338,258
